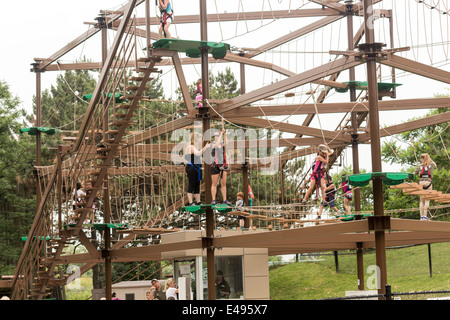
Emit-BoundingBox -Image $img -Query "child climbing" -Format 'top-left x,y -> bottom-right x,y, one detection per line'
210,127 -> 230,205
195,78 -> 203,108
414,153 -> 437,220
341,175 -> 353,215
317,175 -> 340,219
72,181 -> 85,211
236,192 -> 245,227
158,0 -> 173,39
302,143 -> 333,203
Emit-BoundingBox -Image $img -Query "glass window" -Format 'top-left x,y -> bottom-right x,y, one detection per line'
203,256 -> 243,300
174,259 -> 196,300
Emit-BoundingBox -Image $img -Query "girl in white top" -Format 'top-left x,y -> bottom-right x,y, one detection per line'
165,278 -> 178,300
414,153 -> 437,220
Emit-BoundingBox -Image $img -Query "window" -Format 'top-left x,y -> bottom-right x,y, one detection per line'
125,293 -> 135,300
203,256 -> 243,299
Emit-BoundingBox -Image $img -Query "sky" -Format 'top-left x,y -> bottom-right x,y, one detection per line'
1,0 -> 449,174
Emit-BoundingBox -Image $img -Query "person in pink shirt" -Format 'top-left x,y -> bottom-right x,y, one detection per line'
302,143 -> 333,203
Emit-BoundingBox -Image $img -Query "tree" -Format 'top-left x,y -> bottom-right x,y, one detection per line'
381,100 -> 450,220
0,80 -> 36,274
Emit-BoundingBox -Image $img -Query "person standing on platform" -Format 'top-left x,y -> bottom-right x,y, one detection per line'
414,153 -> 437,220
158,0 -> 173,39
185,133 -> 210,206
211,128 -> 230,205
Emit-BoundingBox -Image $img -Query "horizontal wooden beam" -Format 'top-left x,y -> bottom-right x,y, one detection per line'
309,0 -> 347,13
37,0 -> 146,70
116,8 -> 342,27
359,111 -> 450,141
221,53 -> 347,88
214,220 -> 369,248
112,239 -> 203,259
222,97 -> 450,117
123,116 -> 195,146
215,56 -> 362,114
227,117 -> 350,142
248,15 -> 343,58
391,218 -> 450,233
381,54 -> 450,85
56,162 -> 271,178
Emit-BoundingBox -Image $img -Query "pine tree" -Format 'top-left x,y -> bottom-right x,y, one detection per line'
0,80 -> 36,274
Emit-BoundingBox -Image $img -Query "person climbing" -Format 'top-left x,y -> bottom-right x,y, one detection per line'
195,78 -> 203,108
211,128 -> 230,205
158,0 -> 173,39
317,174 -> 340,219
185,132 -> 210,206
341,175 -> 353,215
414,153 -> 437,220
72,181 -> 85,211
302,143 -> 333,203
236,192 -> 245,228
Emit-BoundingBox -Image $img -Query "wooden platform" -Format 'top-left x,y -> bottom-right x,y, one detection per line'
391,182 -> 450,202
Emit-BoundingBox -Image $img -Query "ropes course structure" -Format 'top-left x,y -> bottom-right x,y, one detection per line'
8,0 -> 450,300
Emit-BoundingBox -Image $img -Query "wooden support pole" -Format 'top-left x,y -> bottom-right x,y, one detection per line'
32,63 -> 43,210
57,146 -> 63,233
347,1 -> 362,214
97,14 -> 113,301
240,65 -> 252,229
145,0 -> 151,50
357,242 -> 365,290
428,243 -> 433,278
363,0 -> 387,299
199,0 -> 215,301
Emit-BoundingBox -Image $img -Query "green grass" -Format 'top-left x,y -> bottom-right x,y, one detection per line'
269,243 -> 450,300
65,276 -> 93,300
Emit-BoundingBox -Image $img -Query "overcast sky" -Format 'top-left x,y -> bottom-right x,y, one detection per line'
1,0 -> 449,173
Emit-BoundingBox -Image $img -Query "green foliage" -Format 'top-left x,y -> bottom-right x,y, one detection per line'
209,67 -> 240,100
35,68 -> 97,131
381,102 -> 450,220
0,80 -> 36,274
270,243 -> 450,300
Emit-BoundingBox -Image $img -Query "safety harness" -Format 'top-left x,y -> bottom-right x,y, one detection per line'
159,1 -> 173,38
212,143 -> 228,178
419,165 -> 433,189
195,84 -> 203,108
342,181 -> 352,200
311,158 -> 326,197
420,165 -> 432,180
186,153 -> 202,181
325,179 -> 335,202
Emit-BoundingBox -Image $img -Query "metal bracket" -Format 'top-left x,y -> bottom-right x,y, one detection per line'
196,110 -> 211,119
346,3 -> 354,16
30,61 -> 45,73
368,215 -> 391,232
351,133 -> 359,144
357,43 -> 387,61
201,237 -> 215,250
101,249 -> 110,259
95,16 -> 107,29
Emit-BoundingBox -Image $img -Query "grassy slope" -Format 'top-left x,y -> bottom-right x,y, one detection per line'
269,242 -> 450,300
